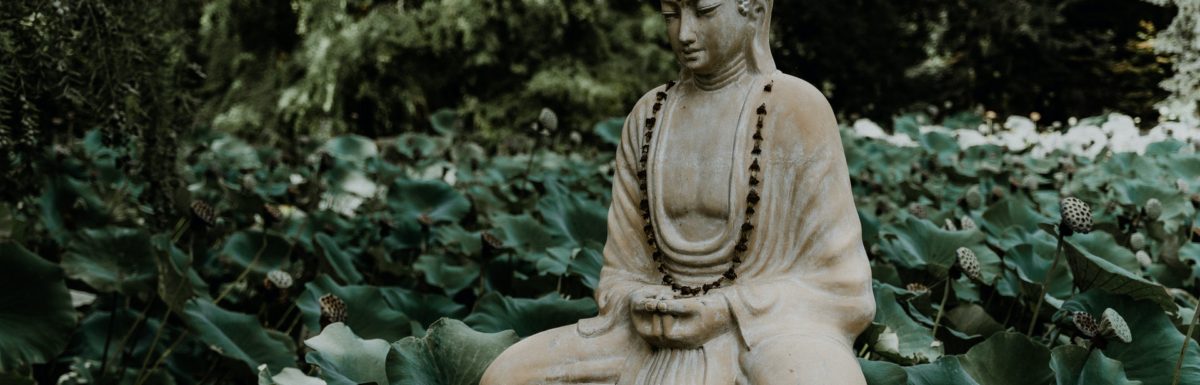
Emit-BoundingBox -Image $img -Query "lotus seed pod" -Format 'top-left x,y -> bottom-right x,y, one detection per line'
319,294 -> 348,326
991,186 -> 1006,200
263,204 -> 283,224
1145,198 -> 1162,221
1130,233 -> 1146,251
944,219 -> 957,231
265,270 -> 293,289
538,108 -> 558,132
1100,308 -> 1132,343
960,216 -> 977,231
417,213 -> 434,227
1136,250 -> 1152,268
908,203 -> 927,219
481,232 -> 504,251
1071,311 -> 1100,337
905,283 -> 930,296
1059,197 -> 1093,235
955,247 -> 982,281
190,200 -> 217,227
965,186 -> 983,209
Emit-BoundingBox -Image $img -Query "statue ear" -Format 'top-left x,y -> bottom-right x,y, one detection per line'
738,0 -> 767,20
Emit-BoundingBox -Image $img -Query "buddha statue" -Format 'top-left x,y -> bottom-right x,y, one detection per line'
481,0 -> 875,383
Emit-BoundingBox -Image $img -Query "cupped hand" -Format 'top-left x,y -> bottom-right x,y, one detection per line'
630,287 -> 732,349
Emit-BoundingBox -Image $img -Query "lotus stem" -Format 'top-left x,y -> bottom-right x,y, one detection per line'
169,217 -> 188,244
98,292 -> 119,376
110,295 -> 156,376
215,235 -> 267,304
135,331 -> 190,385
1028,231 -> 1065,336
932,278 -> 952,338
272,302 -> 298,330
1172,302 -> 1200,385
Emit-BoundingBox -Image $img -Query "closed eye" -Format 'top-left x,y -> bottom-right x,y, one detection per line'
697,2 -> 721,15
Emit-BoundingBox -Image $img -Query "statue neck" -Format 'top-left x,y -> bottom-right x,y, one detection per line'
693,55 -> 749,91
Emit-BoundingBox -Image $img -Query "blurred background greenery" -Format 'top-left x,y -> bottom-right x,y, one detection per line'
2,0 -> 1190,200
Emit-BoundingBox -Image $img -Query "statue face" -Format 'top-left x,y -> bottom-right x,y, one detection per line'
661,0 -> 753,76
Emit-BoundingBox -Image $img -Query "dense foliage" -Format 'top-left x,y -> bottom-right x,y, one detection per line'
3,0 -> 1200,384
3,109 -> 1199,384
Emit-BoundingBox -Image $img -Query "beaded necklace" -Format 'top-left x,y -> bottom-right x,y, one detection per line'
636,78 -> 772,297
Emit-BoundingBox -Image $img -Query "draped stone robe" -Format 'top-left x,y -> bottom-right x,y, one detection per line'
481,72 -> 874,385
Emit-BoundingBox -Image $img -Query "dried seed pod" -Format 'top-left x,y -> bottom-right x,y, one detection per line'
960,216 -> 977,231
1145,198 -> 1162,221
955,247 -> 982,281
1130,233 -> 1146,251
190,201 -> 217,227
417,213 -> 434,227
908,203 -> 927,219
1059,197 -> 1093,235
265,269 -> 293,289
1071,311 -> 1100,337
1100,308 -> 1132,343
319,294 -> 348,327
905,283 -> 930,296
262,204 -> 283,225
965,186 -> 983,209
481,231 -> 505,258
538,108 -> 558,133
990,186 -> 1007,200
1136,250 -> 1152,268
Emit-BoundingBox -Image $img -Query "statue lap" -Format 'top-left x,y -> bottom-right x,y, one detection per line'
481,325 -> 866,385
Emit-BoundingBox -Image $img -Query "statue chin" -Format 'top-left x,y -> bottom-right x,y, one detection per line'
480,1 -> 873,383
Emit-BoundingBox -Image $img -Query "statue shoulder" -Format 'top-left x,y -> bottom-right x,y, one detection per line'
629,82 -> 678,115
767,73 -> 838,138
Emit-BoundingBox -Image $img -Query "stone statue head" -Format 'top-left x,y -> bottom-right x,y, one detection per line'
656,0 -> 775,79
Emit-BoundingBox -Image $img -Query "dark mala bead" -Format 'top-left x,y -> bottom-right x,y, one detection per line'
747,189 -> 760,204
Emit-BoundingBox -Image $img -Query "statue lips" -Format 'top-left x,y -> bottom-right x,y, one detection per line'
681,47 -> 705,63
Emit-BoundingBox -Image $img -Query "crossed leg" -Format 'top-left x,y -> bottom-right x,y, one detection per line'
738,333 -> 867,385
480,323 -> 652,385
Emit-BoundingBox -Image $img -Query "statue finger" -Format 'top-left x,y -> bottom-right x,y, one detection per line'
638,298 -> 655,312
659,299 -> 700,316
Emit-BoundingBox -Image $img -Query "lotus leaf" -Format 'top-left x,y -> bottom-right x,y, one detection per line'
1050,345 -> 1141,385
0,242 -> 76,370
62,227 -> 157,295
181,298 -> 295,375
304,322 -> 390,385
465,292 -> 597,337
1062,290 -> 1200,384
385,318 -> 518,385
297,275 -> 413,341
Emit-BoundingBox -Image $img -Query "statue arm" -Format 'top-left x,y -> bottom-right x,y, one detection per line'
719,76 -> 875,348
578,89 -> 664,337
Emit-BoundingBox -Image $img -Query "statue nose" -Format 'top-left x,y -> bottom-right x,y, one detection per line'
678,12 -> 698,45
